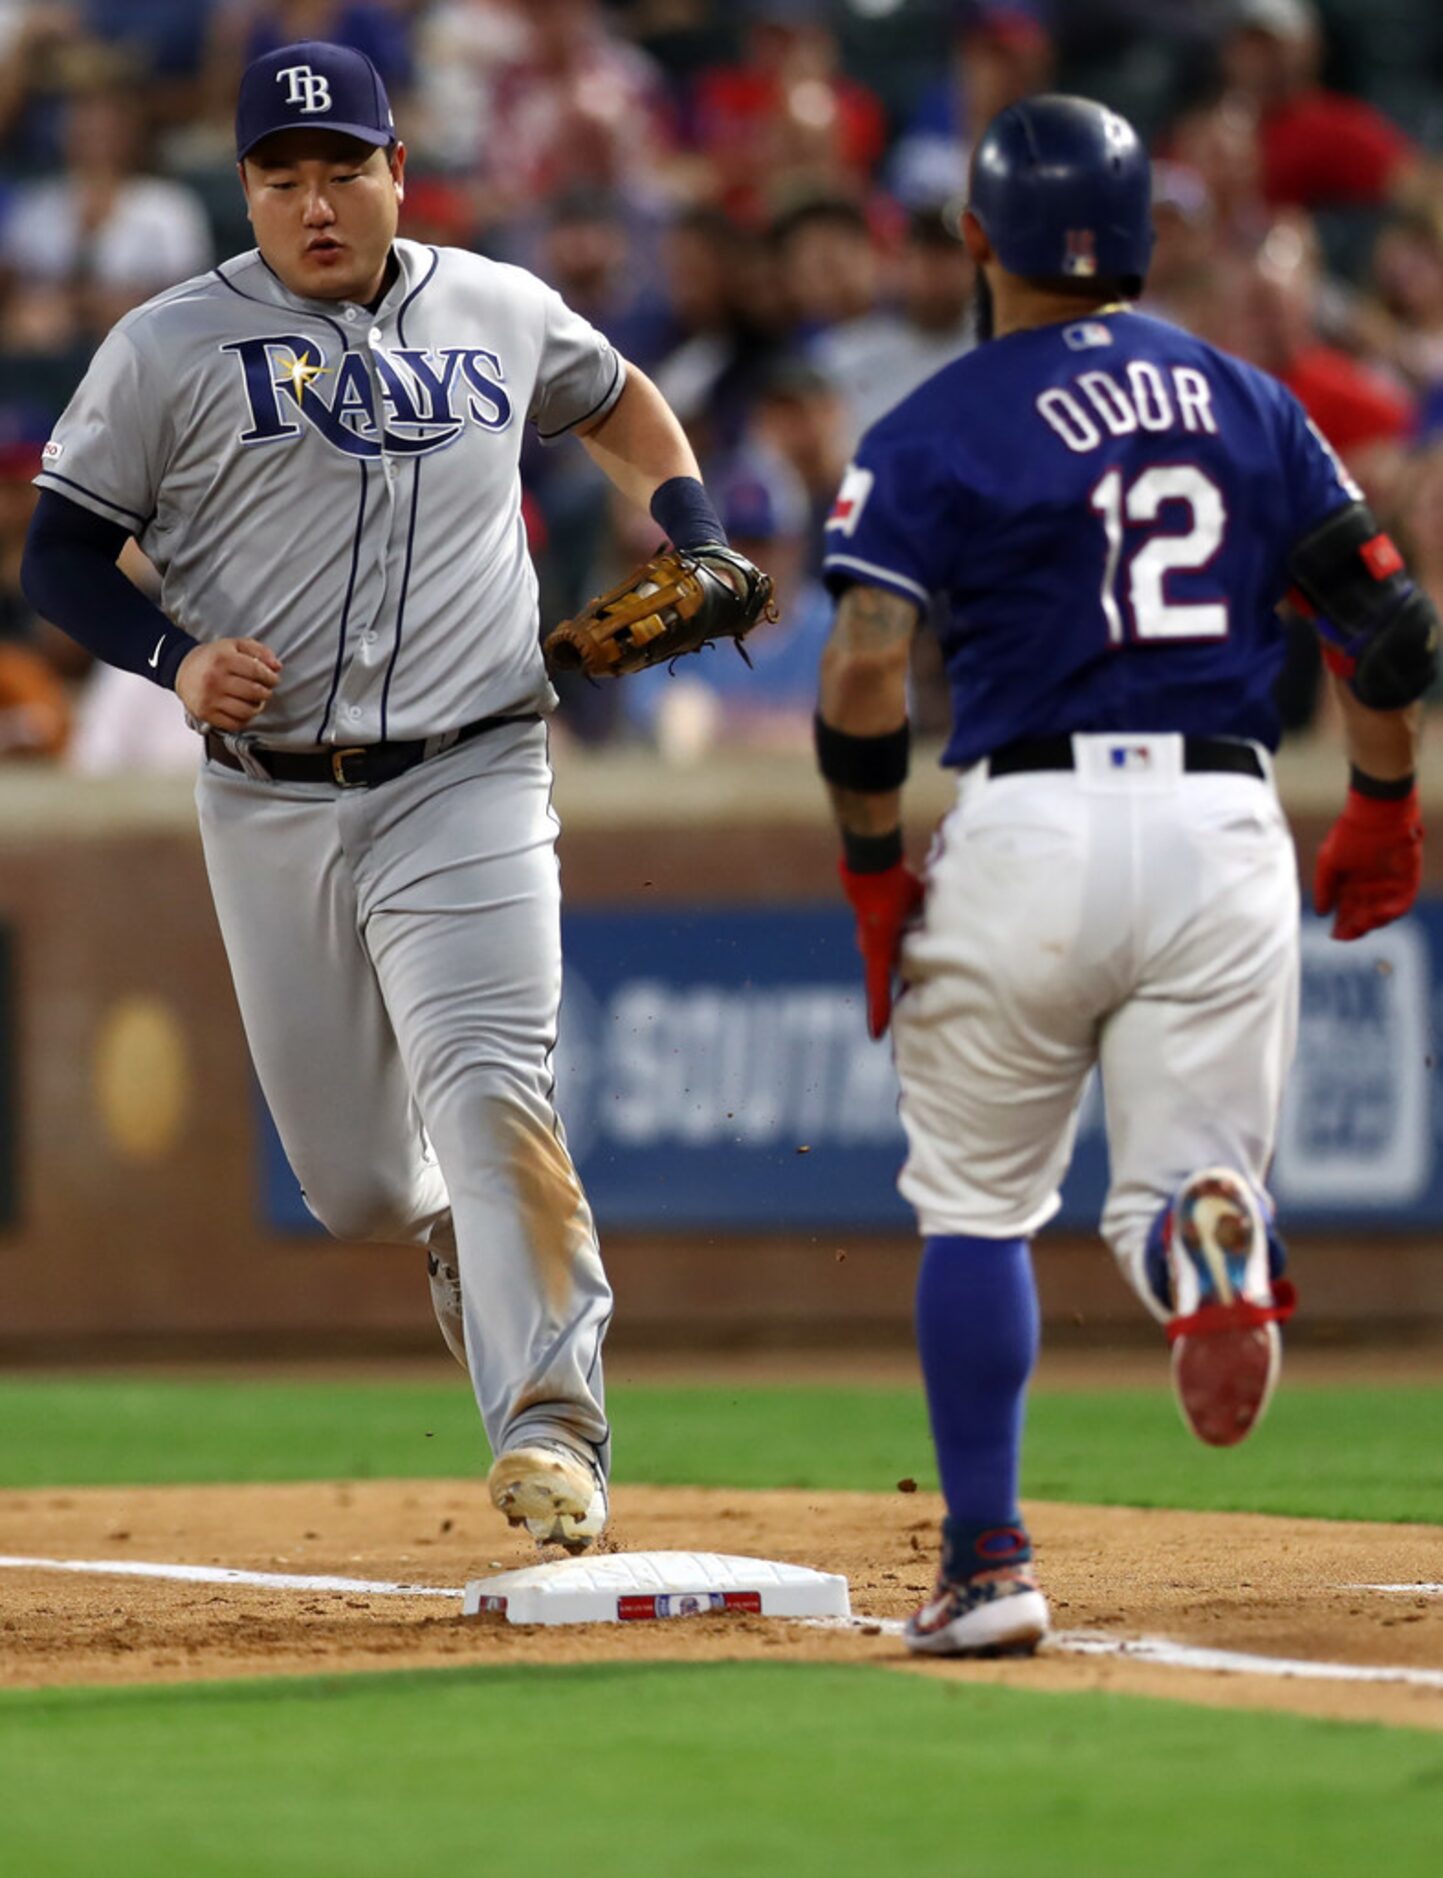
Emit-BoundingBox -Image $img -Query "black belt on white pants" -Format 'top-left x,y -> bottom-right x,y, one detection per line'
984,734 -> 1265,781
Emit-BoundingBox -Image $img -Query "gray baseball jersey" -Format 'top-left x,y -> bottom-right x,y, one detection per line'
37,236 -> 625,744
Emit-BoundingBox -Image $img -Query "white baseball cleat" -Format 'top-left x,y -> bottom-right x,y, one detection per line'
488,1443 -> 608,1553
1165,1167 -> 1295,1448
904,1565 -> 1050,1657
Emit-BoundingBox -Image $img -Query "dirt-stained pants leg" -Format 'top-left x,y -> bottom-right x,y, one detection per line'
195,722 -> 610,1468
349,722 -> 610,1466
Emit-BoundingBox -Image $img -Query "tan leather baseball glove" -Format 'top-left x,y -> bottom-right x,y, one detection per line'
542,545 -> 776,679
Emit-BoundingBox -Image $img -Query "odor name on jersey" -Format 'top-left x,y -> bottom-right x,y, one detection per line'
822,308 -> 1357,768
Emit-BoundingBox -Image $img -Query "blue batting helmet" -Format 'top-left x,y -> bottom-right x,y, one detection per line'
968,94 -> 1154,290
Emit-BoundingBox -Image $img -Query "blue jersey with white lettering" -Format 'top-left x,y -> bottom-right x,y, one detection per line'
822,309 -> 1355,767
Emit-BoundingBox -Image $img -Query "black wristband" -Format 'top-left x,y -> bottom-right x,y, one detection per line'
814,714 -> 910,792
841,827 -> 904,873
1349,764 -> 1416,800
650,476 -> 726,551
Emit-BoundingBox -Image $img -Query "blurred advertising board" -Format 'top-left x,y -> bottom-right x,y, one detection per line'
262,904 -> 1443,1233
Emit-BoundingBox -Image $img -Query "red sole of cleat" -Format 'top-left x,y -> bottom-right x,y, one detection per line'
1172,1323 -> 1278,1447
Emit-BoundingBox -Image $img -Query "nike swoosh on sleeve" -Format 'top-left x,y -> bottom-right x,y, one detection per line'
147,634 -> 165,668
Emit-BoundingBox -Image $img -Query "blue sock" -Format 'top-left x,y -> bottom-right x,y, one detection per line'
915,1234 -> 1038,1580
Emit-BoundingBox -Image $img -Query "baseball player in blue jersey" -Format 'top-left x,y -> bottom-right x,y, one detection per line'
816,95 -> 1437,1656
20,42 -> 766,1553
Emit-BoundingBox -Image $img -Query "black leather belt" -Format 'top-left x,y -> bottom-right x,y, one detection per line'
204,712 -> 540,789
986,734 -> 1265,780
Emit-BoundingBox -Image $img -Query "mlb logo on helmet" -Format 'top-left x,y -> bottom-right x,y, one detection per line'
235,38 -> 395,161
1063,228 -> 1098,278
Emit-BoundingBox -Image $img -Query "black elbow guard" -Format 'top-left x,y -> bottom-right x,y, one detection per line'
1289,501 -> 1439,709
1352,587 -> 1439,710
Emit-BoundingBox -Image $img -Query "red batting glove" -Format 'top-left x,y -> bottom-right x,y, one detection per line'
1314,786 -> 1423,941
839,859 -> 925,1039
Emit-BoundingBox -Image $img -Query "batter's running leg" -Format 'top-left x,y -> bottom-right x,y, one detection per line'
904,1235 -> 1050,1657
1146,1169 -> 1296,1446
1099,793 -> 1299,1447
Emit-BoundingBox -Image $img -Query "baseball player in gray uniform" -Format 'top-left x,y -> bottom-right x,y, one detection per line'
22,41 -> 764,1551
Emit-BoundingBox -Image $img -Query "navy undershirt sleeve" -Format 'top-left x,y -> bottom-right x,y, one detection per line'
21,489 -> 199,691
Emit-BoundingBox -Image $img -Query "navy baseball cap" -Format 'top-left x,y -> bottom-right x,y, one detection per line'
236,41 -> 395,162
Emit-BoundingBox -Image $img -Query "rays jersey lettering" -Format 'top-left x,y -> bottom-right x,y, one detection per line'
34,238 -> 626,742
223,335 -> 514,457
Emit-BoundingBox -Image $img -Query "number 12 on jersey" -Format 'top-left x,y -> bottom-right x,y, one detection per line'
1089,463 -> 1228,644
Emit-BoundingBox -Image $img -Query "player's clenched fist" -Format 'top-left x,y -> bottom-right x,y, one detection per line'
1314,784 -> 1423,941
176,637 -> 282,732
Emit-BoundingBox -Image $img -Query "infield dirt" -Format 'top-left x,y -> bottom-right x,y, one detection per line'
1,1481 -> 1440,1732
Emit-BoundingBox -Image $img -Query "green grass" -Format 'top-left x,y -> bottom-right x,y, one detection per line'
2,1379 -> 1440,1871
0,1376 -> 1439,1522
2,1663 -> 1440,1878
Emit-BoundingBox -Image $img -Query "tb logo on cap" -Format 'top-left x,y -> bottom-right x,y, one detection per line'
276,64 -> 331,113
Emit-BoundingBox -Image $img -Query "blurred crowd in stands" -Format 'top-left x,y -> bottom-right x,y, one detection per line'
2,0 -> 1443,768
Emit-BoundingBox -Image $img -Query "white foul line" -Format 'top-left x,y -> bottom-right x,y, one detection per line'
0,1555 -> 460,1598
808,1614 -> 1443,1690
2,1556 -> 1441,1690
1056,1631 -> 1443,1690
1349,1584 -> 1443,1596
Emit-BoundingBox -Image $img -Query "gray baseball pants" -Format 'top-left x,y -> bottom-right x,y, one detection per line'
196,718 -> 611,1470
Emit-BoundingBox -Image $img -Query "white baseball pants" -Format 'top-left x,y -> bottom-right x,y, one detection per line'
893,733 -> 1300,1315
196,719 -> 611,1465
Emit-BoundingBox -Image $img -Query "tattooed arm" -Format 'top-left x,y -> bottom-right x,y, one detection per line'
817,582 -> 920,836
